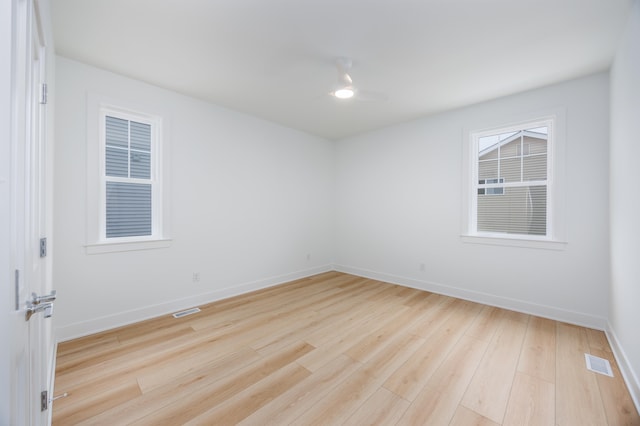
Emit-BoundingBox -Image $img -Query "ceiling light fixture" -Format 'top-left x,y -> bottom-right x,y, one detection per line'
334,87 -> 354,99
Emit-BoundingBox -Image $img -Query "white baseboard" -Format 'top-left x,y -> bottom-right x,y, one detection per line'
58,262 -> 609,340
333,264 -> 608,330
606,323 -> 640,416
334,266 -> 639,414
54,263 -> 638,416
55,264 -> 333,342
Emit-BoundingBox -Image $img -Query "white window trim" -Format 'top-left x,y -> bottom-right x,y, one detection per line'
86,93 -> 171,254
461,108 -> 567,250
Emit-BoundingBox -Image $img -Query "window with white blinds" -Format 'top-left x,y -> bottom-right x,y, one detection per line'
471,119 -> 552,238
101,109 -> 161,240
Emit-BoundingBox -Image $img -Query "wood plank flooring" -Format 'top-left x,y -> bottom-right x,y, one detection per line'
52,272 -> 640,425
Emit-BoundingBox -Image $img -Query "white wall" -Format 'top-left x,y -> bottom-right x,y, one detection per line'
335,73 -> 611,328
55,60 -> 614,334
54,57 -> 335,340
609,0 -> 640,409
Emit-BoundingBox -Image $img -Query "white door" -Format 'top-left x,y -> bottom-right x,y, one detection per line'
3,0 -> 55,424
0,0 -> 13,418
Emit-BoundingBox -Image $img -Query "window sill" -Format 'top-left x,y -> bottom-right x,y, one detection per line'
461,234 -> 567,250
85,238 -> 172,254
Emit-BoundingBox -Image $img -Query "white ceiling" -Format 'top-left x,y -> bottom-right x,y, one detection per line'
52,0 -> 632,140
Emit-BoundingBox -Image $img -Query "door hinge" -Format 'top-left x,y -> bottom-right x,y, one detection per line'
40,390 -> 48,411
14,270 -> 20,310
39,237 -> 47,258
40,83 -> 48,105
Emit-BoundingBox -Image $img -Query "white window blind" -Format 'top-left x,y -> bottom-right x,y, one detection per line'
473,121 -> 551,237
103,113 -> 156,239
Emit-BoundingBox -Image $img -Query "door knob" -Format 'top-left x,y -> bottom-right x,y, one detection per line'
25,301 -> 53,321
25,290 -> 56,321
31,290 -> 56,304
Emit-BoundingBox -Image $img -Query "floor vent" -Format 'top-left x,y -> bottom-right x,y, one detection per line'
585,353 -> 613,377
172,307 -> 201,318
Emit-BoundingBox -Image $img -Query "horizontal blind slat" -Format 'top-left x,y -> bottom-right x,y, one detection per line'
130,151 -> 150,179
106,147 -> 128,177
130,121 -> 151,151
106,182 -> 152,238
105,116 -> 128,148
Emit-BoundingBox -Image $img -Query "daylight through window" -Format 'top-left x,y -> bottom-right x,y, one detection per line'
472,121 -> 551,237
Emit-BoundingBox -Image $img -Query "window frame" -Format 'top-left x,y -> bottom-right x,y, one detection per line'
86,95 -> 171,254
100,108 -> 160,242
461,110 -> 567,250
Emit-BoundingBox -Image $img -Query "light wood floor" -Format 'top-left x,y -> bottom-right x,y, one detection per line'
53,272 -> 640,425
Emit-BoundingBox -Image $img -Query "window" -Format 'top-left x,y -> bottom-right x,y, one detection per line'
103,113 -> 156,239
478,178 -> 504,195
85,100 -> 170,253
467,118 -> 555,241
516,143 -> 530,156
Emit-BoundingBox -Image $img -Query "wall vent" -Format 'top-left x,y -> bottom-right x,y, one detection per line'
585,353 -> 613,377
172,307 -> 201,318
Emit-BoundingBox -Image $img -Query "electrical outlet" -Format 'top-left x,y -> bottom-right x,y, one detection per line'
419,263 -> 426,272
306,253 -> 311,261
192,272 -> 200,282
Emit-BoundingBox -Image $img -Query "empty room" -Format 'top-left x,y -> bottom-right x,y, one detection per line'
2,0 -> 640,424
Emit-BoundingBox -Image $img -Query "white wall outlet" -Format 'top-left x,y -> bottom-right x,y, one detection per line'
419,263 -> 426,272
306,253 -> 311,261
192,272 -> 200,282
